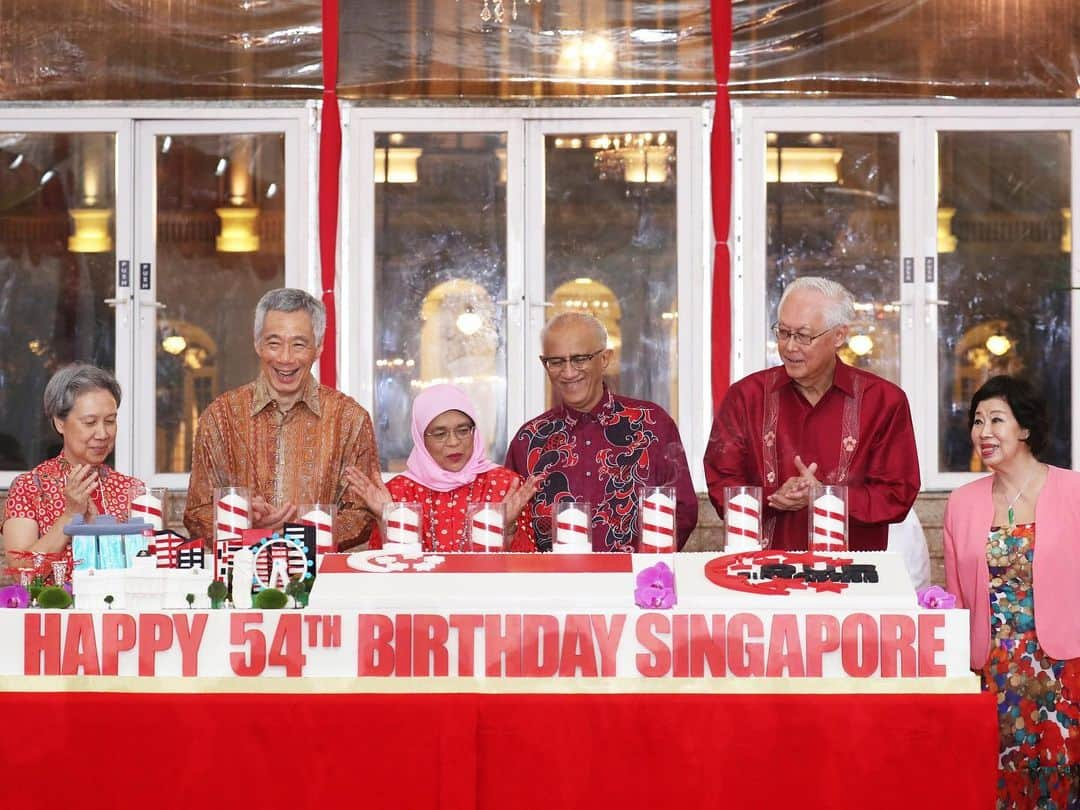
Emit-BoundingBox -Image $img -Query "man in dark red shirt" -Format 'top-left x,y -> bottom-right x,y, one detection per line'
704,277 -> 920,551
506,313 -> 697,552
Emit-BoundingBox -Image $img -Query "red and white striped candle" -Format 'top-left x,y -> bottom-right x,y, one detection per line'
553,501 -> 591,553
810,485 -> 848,552
214,486 -> 251,545
383,502 -> 422,552
299,504 -> 335,558
468,503 -> 505,553
130,486 -> 166,532
639,487 -> 676,553
724,485 -> 763,552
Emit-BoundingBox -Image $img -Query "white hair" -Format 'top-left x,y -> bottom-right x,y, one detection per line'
540,311 -> 608,349
777,276 -> 855,328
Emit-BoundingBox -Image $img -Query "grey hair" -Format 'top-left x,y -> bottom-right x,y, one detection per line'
778,276 -> 856,328
253,288 -> 326,345
540,311 -> 609,350
43,364 -> 122,426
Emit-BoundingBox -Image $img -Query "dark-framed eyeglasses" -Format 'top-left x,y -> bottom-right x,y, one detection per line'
424,425 -> 475,444
539,349 -> 606,372
771,324 -> 834,347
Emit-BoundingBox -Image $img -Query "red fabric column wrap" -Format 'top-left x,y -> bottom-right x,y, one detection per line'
710,2 -> 733,412
318,0 -> 341,388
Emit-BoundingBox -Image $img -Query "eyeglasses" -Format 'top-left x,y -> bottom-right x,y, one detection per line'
539,349 -> 606,371
424,425 -> 475,444
771,324 -> 834,347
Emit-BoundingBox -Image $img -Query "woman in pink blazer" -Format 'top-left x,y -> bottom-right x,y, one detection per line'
944,375 -> 1080,807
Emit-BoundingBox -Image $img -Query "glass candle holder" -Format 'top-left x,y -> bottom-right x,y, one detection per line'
723,485 -> 765,552
298,503 -> 336,557
809,484 -> 848,552
214,486 -> 252,545
552,501 -> 591,553
639,486 -> 676,553
130,484 -> 168,532
383,502 -> 423,552
467,502 -> 506,552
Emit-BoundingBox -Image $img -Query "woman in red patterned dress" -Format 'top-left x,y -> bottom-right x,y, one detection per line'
2,364 -> 143,571
345,384 -> 540,552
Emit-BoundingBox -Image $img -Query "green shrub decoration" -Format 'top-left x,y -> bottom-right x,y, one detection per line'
36,586 -> 73,609
285,575 -> 311,606
207,580 -> 228,608
253,588 -> 288,610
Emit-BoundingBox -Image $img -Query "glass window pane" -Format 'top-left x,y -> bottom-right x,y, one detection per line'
765,132 -> 901,384
373,131 -> 509,472
544,131 -> 679,414
0,131 -> 116,470
155,132 -> 286,473
937,130 -> 1071,472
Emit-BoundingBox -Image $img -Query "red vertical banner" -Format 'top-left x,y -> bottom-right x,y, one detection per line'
318,0 -> 341,388
710,2 -> 733,411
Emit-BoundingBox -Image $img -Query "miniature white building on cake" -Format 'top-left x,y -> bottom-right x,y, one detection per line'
73,553 -> 213,610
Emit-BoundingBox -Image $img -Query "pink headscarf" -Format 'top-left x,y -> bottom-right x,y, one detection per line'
401,384 -> 498,492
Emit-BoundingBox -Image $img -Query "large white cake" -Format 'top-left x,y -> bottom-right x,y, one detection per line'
312,550 -> 637,610
309,549 -> 915,611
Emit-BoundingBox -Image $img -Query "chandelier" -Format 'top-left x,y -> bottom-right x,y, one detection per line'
592,132 -> 674,184
469,0 -> 540,25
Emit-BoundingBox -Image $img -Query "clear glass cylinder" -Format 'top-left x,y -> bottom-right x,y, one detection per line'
552,501 -> 591,553
383,502 -> 423,552
467,502 -> 506,552
130,483 -> 168,531
809,484 -> 848,552
298,503 -> 337,556
723,485 -> 765,552
639,486 -> 676,553
213,486 -> 252,545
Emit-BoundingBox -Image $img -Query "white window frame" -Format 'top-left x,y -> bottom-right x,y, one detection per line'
733,102 -> 1080,491
0,114 -> 134,489
0,103 -> 317,490
340,105 -> 711,490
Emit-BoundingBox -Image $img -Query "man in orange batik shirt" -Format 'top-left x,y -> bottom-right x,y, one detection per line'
184,288 -> 380,550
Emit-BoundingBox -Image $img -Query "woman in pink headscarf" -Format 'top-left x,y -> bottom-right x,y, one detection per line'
345,384 -> 539,552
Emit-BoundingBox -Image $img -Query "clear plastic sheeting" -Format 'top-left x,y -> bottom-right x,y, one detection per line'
732,0 -> 1080,99
338,0 -> 714,98
0,1 -> 322,100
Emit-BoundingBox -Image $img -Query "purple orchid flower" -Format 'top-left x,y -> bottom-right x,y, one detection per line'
917,585 -> 957,610
635,561 -> 677,609
0,584 -> 31,609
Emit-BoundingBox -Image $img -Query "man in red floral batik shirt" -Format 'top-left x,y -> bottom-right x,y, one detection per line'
704,277 -> 920,551
506,312 -> 697,552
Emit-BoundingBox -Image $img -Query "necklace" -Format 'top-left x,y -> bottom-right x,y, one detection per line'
999,466 -> 1040,528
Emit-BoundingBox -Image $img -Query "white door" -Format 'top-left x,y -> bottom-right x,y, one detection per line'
0,117 -> 134,485
342,107 -> 708,483
132,115 -> 312,489
735,104 -> 1079,489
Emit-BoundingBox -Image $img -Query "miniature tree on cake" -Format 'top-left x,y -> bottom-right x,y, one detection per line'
285,575 -> 308,608
28,575 -> 44,605
207,580 -> 228,609
186,593 -> 195,609
104,595 -> 114,609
